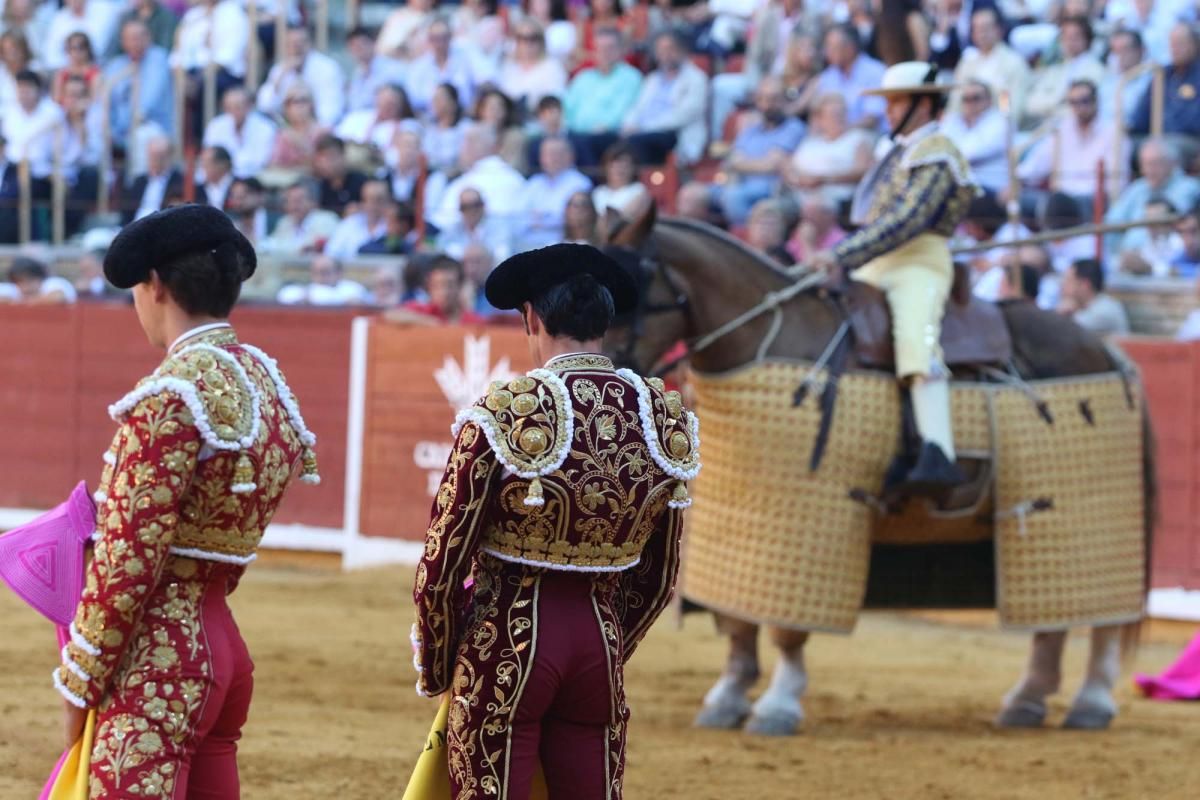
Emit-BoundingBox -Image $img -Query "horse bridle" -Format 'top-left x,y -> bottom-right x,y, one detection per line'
610,249 -> 691,375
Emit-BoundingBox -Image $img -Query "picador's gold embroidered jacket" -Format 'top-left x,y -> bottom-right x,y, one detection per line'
833,123 -> 978,270
412,353 -> 700,696
53,326 -> 318,708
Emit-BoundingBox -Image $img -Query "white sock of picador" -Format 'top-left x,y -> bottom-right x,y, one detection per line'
911,376 -> 956,461
1004,630 -> 1067,709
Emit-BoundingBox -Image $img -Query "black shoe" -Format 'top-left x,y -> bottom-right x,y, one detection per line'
897,441 -> 967,498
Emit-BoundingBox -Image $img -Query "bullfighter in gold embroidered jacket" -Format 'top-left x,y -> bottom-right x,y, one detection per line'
811,61 -> 979,494
412,244 -> 700,800
52,206 -> 319,798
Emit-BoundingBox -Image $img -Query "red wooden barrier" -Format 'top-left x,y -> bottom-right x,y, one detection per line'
0,304 -> 354,530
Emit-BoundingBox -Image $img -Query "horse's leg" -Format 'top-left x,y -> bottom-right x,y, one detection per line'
744,626 -> 810,736
694,614 -> 761,729
1063,624 -> 1123,730
995,630 -> 1067,728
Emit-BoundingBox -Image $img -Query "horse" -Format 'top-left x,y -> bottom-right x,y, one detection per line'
602,202 -> 1156,736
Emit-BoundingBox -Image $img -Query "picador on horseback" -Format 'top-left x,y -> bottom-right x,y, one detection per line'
808,61 -> 978,497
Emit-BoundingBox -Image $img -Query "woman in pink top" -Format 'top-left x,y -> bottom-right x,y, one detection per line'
52,32 -> 100,105
499,20 -> 568,114
269,83 -> 329,170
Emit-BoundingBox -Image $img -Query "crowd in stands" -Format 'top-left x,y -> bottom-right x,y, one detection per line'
0,0 -> 1198,335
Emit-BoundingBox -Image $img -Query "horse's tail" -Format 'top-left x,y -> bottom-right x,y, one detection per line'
1122,398 -> 1158,664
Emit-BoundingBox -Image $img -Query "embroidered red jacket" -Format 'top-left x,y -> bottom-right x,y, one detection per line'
412,353 -> 700,696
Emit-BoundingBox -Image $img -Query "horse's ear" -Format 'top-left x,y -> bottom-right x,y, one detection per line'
625,196 -> 657,246
603,207 -> 626,243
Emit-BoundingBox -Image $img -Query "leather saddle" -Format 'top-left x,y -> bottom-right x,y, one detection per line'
844,263 -> 1012,371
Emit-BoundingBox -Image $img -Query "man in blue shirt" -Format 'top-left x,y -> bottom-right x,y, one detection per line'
104,19 -> 174,149
564,26 -> 643,167
719,76 -> 805,225
813,24 -> 887,131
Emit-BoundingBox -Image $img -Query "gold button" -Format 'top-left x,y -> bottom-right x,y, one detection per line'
668,431 -> 691,459
519,427 -> 549,455
511,393 -> 538,416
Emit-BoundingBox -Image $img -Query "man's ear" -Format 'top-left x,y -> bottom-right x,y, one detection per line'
149,270 -> 168,303
522,304 -> 538,336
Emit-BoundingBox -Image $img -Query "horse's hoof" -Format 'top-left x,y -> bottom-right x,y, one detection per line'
1062,707 -> 1114,730
694,703 -> 750,730
743,711 -> 802,736
994,701 -> 1047,729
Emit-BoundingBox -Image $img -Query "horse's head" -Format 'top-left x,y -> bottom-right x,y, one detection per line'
600,202 -> 693,375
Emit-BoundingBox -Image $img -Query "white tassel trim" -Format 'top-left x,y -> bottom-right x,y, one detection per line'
70,623 -> 101,657
93,490 -> 108,504
53,668 -> 89,708
481,547 -> 640,573
300,474 -> 321,485
902,152 -> 978,191
523,497 -> 545,507
102,451 -> 116,466
668,499 -> 693,509
230,482 -> 257,494
168,546 -> 258,565
238,344 -> 318,448
616,369 -> 702,481
90,530 -> 101,543
61,646 -> 92,682
109,377 -> 259,452
410,623 -> 424,672
451,369 -> 575,481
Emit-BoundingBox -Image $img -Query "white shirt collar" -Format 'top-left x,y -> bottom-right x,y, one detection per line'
169,322 -> 232,353
897,120 -> 939,147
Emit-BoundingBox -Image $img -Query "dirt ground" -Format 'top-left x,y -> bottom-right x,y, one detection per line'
2,554 -> 1198,800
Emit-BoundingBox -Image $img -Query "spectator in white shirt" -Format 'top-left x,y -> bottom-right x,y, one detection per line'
8,256 -> 77,304
1023,16 -> 1106,127
591,141 -> 648,216
0,30 -> 34,110
1107,138 -> 1200,253
44,0 -> 119,72
522,137 -> 593,248
423,82 -> 469,175
335,83 -> 416,154
261,180 -> 341,256
257,24 -> 345,127
620,30 -> 710,165
125,133 -> 183,224
1,69 -> 62,180
1099,29 -> 1152,129
386,127 -> 426,204
499,19 -> 567,115
276,255 -> 372,306
325,179 -> 393,258
431,123 -> 528,231
939,80 -> 1008,196
203,86 -> 277,178
197,145 -> 236,209
345,26 -> 405,113
377,0 -> 436,60
1057,258 -> 1130,336
437,187 -> 514,262
1014,79 -> 1127,221
405,18 -> 477,118
171,0 -> 250,138
950,7 -> 1030,120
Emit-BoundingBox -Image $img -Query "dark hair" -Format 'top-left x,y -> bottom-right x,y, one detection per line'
1041,191 -> 1084,230
315,133 -> 346,153
1015,263 -> 1041,300
1070,258 -> 1104,293
379,82 -> 416,119
426,255 -> 464,282
391,201 -> 416,226
828,23 -> 862,52
65,31 -> 94,61
523,0 -> 567,22
233,176 -> 265,194
158,246 -> 248,317
15,68 -> 41,90
654,28 -> 691,53
473,85 -> 519,129
9,256 -> 47,282
1060,15 -> 1093,48
435,82 -> 462,122
1067,78 -> 1097,101
206,145 -> 233,168
602,140 -> 637,168
536,94 -> 562,113
347,26 -> 375,40
530,274 -> 614,340
967,193 -> 1006,237
1111,28 -> 1143,52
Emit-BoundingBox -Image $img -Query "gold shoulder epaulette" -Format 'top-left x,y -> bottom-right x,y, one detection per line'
616,369 -> 701,508
451,369 -> 574,507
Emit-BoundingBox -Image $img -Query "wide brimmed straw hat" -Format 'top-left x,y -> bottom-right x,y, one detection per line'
862,61 -> 958,97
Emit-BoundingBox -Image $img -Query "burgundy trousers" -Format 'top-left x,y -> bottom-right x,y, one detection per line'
90,563 -> 255,799
448,561 -> 628,800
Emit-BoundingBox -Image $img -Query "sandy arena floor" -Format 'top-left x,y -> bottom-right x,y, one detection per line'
2,554 -> 1198,799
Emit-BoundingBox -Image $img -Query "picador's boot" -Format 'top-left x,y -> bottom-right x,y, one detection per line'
900,377 -> 965,496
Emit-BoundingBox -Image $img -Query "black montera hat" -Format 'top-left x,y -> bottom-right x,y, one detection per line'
103,204 -> 257,290
484,243 -> 638,314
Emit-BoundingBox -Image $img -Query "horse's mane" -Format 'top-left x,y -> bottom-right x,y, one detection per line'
658,216 -> 794,282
